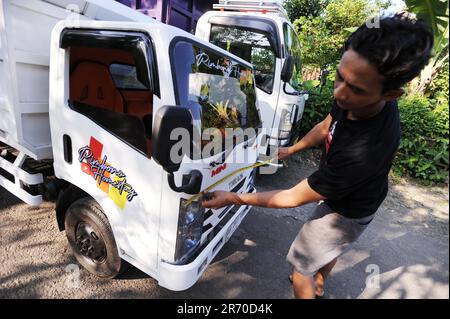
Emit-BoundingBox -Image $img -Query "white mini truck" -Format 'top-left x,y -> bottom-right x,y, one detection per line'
0,0 -> 262,291
196,0 -> 307,154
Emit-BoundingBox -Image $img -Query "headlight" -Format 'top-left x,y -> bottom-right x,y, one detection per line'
278,109 -> 293,139
174,199 -> 204,263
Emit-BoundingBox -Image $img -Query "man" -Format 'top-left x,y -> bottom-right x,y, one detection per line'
201,15 -> 433,299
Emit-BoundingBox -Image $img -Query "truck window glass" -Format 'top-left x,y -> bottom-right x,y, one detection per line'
283,24 -> 302,91
171,40 -> 261,153
68,46 -> 153,157
209,25 -> 276,94
110,64 -> 147,90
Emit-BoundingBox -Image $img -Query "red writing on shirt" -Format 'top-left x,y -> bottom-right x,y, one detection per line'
326,121 -> 337,154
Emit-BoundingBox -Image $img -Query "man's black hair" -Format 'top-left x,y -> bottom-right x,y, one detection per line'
344,14 -> 434,92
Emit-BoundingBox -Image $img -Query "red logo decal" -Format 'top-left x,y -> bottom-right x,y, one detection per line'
211,163 -> 227,177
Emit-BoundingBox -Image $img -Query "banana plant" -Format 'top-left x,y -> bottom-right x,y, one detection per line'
405,0 -> 449,96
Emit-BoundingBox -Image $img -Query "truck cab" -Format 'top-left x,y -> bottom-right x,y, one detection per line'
196,0 -> 307,154
1,0 -> 262,291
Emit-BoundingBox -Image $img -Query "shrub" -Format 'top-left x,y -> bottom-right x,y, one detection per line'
298,68 -> 335,137
394,95 -> 449,184
427,59 -> 449,103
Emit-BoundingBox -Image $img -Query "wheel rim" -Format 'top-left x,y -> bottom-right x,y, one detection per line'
75,222 -> 107,264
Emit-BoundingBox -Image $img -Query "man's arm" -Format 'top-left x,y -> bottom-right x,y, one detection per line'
201,179 -> 326,209
289,114 -> 332,154
202,114 -> 332,209
278,114 -> 332,160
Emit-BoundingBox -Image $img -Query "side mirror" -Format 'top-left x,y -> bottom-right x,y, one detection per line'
281,55 -> 294,83
319,67 -> 329,87
152,105 -> 193,174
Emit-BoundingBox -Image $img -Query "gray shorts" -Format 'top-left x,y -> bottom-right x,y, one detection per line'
286,201 -> 374,277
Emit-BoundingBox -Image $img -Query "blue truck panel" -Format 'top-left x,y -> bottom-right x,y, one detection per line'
116,0 -> 217,33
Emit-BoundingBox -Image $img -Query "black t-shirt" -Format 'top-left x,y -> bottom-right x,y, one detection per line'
308,100 -> 400,218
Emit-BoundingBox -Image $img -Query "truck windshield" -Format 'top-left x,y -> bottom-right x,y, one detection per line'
171,39 -> 261,152
210,25 -> 276,94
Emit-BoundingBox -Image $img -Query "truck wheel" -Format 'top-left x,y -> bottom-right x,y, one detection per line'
64,197 -> 125,278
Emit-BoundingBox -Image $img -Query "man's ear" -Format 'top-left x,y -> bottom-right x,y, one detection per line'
382,89 -> 404,101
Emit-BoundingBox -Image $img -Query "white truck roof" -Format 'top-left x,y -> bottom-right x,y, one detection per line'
213,0 -> 288,18
0,0 -> 155,160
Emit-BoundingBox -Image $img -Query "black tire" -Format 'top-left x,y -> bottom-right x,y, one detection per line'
64,197 -> 126,278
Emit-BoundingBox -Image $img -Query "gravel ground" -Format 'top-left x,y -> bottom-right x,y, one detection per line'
0,150 -> 448,299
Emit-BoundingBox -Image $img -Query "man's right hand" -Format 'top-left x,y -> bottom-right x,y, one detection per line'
277,147 -> 293,161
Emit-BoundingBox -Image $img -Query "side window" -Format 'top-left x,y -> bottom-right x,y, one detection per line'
171,40 -> 261,154
64,30 -> 155,157
283,24 -> 302,91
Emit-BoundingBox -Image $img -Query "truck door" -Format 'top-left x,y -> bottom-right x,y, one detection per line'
50,27 -> 162,273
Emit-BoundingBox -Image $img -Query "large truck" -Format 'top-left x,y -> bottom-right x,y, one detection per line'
196,0 -> 307,154
116,0 -> 218,34
0,0 -> 262,291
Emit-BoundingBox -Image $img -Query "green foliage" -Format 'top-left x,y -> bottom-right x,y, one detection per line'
394,95 -> 449,183
383,0 -> 448,183
295,16 -> 338,67
404,0 -> 449,42
404,0 -> 449,96
298,69 -> 336,137
283,0 -> 327,21
294,0 -> 377,68
291,0 -> 449,183
324,0 -> 370,30
428,60 -> 449,102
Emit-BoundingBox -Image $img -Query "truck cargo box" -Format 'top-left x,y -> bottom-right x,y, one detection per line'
116,0 -> 216,33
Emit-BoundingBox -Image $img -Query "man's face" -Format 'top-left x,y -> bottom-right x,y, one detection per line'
333,48 -> 389,111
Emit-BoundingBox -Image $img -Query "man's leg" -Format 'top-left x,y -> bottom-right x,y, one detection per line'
314,258 -> 337,297
292,269 -> 316,299
287,203 -> 372,299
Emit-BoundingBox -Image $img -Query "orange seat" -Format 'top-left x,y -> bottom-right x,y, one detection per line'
70,62 -> 124,113
121,90 -> 153,119
146,140 -> 152,157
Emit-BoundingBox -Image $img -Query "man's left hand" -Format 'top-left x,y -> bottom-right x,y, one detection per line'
201,191 -> 236,209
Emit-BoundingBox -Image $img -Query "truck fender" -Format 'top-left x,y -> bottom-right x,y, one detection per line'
55,184 -> 89,231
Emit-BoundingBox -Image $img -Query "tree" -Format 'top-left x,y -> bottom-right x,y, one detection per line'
294,0 -> 378,68
283,0 -> 328,21
404,0 -> 449,96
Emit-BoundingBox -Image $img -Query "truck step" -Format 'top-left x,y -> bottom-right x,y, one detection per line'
0,148 -> 43,206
